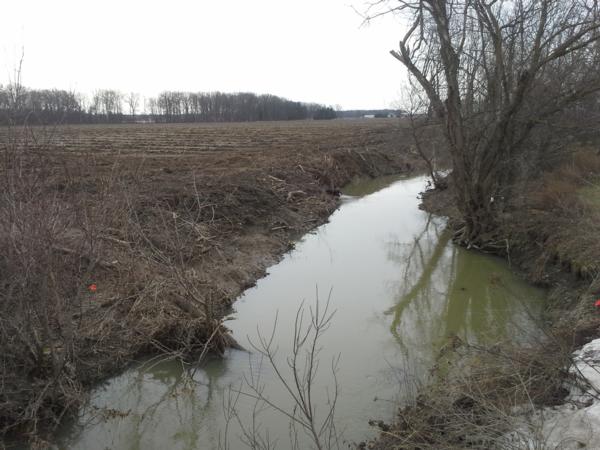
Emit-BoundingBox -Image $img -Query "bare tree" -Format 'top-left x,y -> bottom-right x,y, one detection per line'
108,89 -> 123,116
126,92 -> 140,117
401,80 -> 448,188
367,0 -> 600,248
7,48 -> 25,115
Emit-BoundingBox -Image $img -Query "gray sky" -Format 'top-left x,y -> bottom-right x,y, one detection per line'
1,0 -> 406,110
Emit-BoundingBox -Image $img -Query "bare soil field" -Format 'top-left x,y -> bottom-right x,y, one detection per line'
0,119 -> 423,443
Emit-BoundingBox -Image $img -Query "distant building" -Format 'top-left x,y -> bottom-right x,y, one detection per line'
364,113 -> 398,119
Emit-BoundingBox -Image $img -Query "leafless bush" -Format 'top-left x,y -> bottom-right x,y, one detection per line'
400,82 -> 449,190
220,296 -> 342,450
0,122 -> 236,441
0,123 -> 114,436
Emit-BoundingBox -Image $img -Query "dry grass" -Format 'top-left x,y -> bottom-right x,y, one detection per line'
512,148 -> 600,283
0,127 -> 232,442
367,333 -> 583,450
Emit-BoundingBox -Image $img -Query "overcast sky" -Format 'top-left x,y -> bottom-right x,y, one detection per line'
0,0 -> 407,110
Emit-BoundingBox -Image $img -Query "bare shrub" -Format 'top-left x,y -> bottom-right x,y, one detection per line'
124,189 -> 235,359
0,125 -> 233,440
0,124 -> 107,436
221,296 -> 341,450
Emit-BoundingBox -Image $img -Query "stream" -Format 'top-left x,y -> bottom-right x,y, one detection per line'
57,175 -> 545,449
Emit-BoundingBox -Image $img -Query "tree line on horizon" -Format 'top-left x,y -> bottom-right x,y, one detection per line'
0,85 -> 337,125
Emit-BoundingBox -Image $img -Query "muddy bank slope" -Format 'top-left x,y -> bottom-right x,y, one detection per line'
0,119 -> 423,442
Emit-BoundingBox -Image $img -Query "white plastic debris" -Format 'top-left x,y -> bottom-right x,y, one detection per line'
506,338 -> 600,449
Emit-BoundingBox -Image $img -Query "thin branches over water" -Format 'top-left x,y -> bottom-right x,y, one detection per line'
221,294 -> 342,450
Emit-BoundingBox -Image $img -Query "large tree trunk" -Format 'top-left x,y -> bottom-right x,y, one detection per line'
453,158 -> 502,249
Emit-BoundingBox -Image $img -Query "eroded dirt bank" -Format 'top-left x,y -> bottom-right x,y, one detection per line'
0,119 -> 425,444
369,147 -> 600,449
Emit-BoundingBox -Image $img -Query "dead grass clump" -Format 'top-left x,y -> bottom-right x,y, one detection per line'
571,149 -> 600,176
527,150 -> 600,211
509,147 -> 600,283
370,339 -> 574,450
529,177 -> 580,211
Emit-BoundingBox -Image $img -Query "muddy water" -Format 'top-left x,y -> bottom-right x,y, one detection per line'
58,175 -> 545,449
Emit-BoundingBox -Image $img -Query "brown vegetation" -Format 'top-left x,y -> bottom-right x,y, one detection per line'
0,119 -> 422,444
514,149 -> 600,284
367,340 -> 573,449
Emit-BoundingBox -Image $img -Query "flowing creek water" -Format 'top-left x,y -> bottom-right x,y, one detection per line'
58,175 -> 546,449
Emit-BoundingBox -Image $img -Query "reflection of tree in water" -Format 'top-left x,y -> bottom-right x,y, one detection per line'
443,247 -> 512,342
384,214 -> 540,376
386,215 -> 446,299
80,356 -> 229,450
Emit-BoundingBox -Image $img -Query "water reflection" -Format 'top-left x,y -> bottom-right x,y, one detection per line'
59,176 -> 545,450
385,215 -> 543,391
342,174 -> 409,197
58,356 -> 232,450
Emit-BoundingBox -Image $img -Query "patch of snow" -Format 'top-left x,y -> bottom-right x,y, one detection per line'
504,338 -> 600,449
569,340 -> 600,402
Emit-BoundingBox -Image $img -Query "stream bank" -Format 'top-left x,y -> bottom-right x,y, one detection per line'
370,149 -> 600,449
1,120 -> 424,444
56,175 -> 546,449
